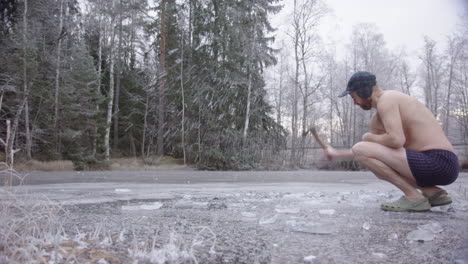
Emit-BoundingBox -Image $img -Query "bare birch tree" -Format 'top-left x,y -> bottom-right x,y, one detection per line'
443,35 -> 465,134
420,37 -> 443,118
104,0 -> 117,160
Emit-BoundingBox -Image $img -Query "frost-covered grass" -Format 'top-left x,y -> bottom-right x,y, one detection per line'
130,227 -> 217,264
0,166 -> 218,263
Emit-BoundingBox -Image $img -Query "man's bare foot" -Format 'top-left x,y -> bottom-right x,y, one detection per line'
421,186 -> 447,198
405,194 -> 430,204
420,187 -> 452,207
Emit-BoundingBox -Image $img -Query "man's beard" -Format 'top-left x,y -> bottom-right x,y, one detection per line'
360,98 -> 372,110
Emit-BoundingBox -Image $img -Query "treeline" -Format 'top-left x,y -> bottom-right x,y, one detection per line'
1,0 -> 467,171
0,0 -> 286,170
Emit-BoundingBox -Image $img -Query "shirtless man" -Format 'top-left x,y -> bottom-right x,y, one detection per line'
325,71 -> 459,212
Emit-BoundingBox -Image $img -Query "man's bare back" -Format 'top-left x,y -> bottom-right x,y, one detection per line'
372,90 -> 454,152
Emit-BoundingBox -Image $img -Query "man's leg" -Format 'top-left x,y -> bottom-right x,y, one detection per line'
352,142 -> 448,199
352,141 -> 425,201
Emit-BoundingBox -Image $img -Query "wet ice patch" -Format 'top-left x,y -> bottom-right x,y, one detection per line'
122,202 -> 163,211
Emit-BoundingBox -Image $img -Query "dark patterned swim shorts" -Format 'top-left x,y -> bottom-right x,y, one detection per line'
406,149 -> 459,187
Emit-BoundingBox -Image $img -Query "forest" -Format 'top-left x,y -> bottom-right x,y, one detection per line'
1,0 -> 467,170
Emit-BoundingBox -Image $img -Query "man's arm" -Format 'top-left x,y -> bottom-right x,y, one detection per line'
323,146 -> 354,160
362,95 -> 406,148
369,112 -> 385,135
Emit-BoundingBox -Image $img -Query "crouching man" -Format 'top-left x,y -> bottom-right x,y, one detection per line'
325,71 -> 459,212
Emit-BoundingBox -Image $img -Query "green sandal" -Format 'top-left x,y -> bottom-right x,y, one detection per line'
425,190 -> 452,207
381,196 -> 431,212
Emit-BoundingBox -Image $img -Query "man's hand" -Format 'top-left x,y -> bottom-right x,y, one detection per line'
322,146 -> 354,161
362,132 -> 374,142
323,146 -> 338,160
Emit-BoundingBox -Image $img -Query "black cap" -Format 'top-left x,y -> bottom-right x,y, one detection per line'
338,71 -> 377,97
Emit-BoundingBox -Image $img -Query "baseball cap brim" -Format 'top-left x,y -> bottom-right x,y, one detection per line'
338,90 -> 350,98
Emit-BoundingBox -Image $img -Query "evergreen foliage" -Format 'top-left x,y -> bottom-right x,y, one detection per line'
0,0 -> 287,170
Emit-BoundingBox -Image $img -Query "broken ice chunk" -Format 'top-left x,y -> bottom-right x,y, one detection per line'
418,222 -> 443,234
388,233 -> 399,240
372,252 -> 387,259
259,214 -> 278,225
122,202 -> 163,211
362,222 -> 370,230
318,209 -> 335,215
275,207 -> 300,214
115,189 -> 131,193
406,229 -> 435,241
290,222 -> 334,235
303,255 -> 316,262
241,212 -> 256,218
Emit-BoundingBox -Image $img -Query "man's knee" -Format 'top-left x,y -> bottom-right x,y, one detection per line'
352,141 -> 373,160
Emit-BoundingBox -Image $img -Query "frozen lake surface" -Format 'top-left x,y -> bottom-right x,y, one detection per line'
1,170 -> 468,263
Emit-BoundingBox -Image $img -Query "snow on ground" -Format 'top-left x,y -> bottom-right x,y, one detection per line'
1,171 -> 468,263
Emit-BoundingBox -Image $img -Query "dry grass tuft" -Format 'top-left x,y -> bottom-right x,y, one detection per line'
14,160 -> 75,172
110,156 -> 188,171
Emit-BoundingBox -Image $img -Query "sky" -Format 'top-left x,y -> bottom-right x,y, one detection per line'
272,0 -> 467,65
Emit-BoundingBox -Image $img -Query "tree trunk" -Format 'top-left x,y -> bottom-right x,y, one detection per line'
157,0 -> 167,157
113,0 -> 123,151
53,0 -> 64,155
141,94 -> 149,157
242,18 -> 256,142
93,0 -> 103,158
104,0 -> 117,161
301,51 -> 309,162
290,0 -> 299,167
180,31 -> 186,165
24,101 -> 31,159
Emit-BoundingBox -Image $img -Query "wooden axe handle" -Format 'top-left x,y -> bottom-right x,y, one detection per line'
310,127 -> 328,150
